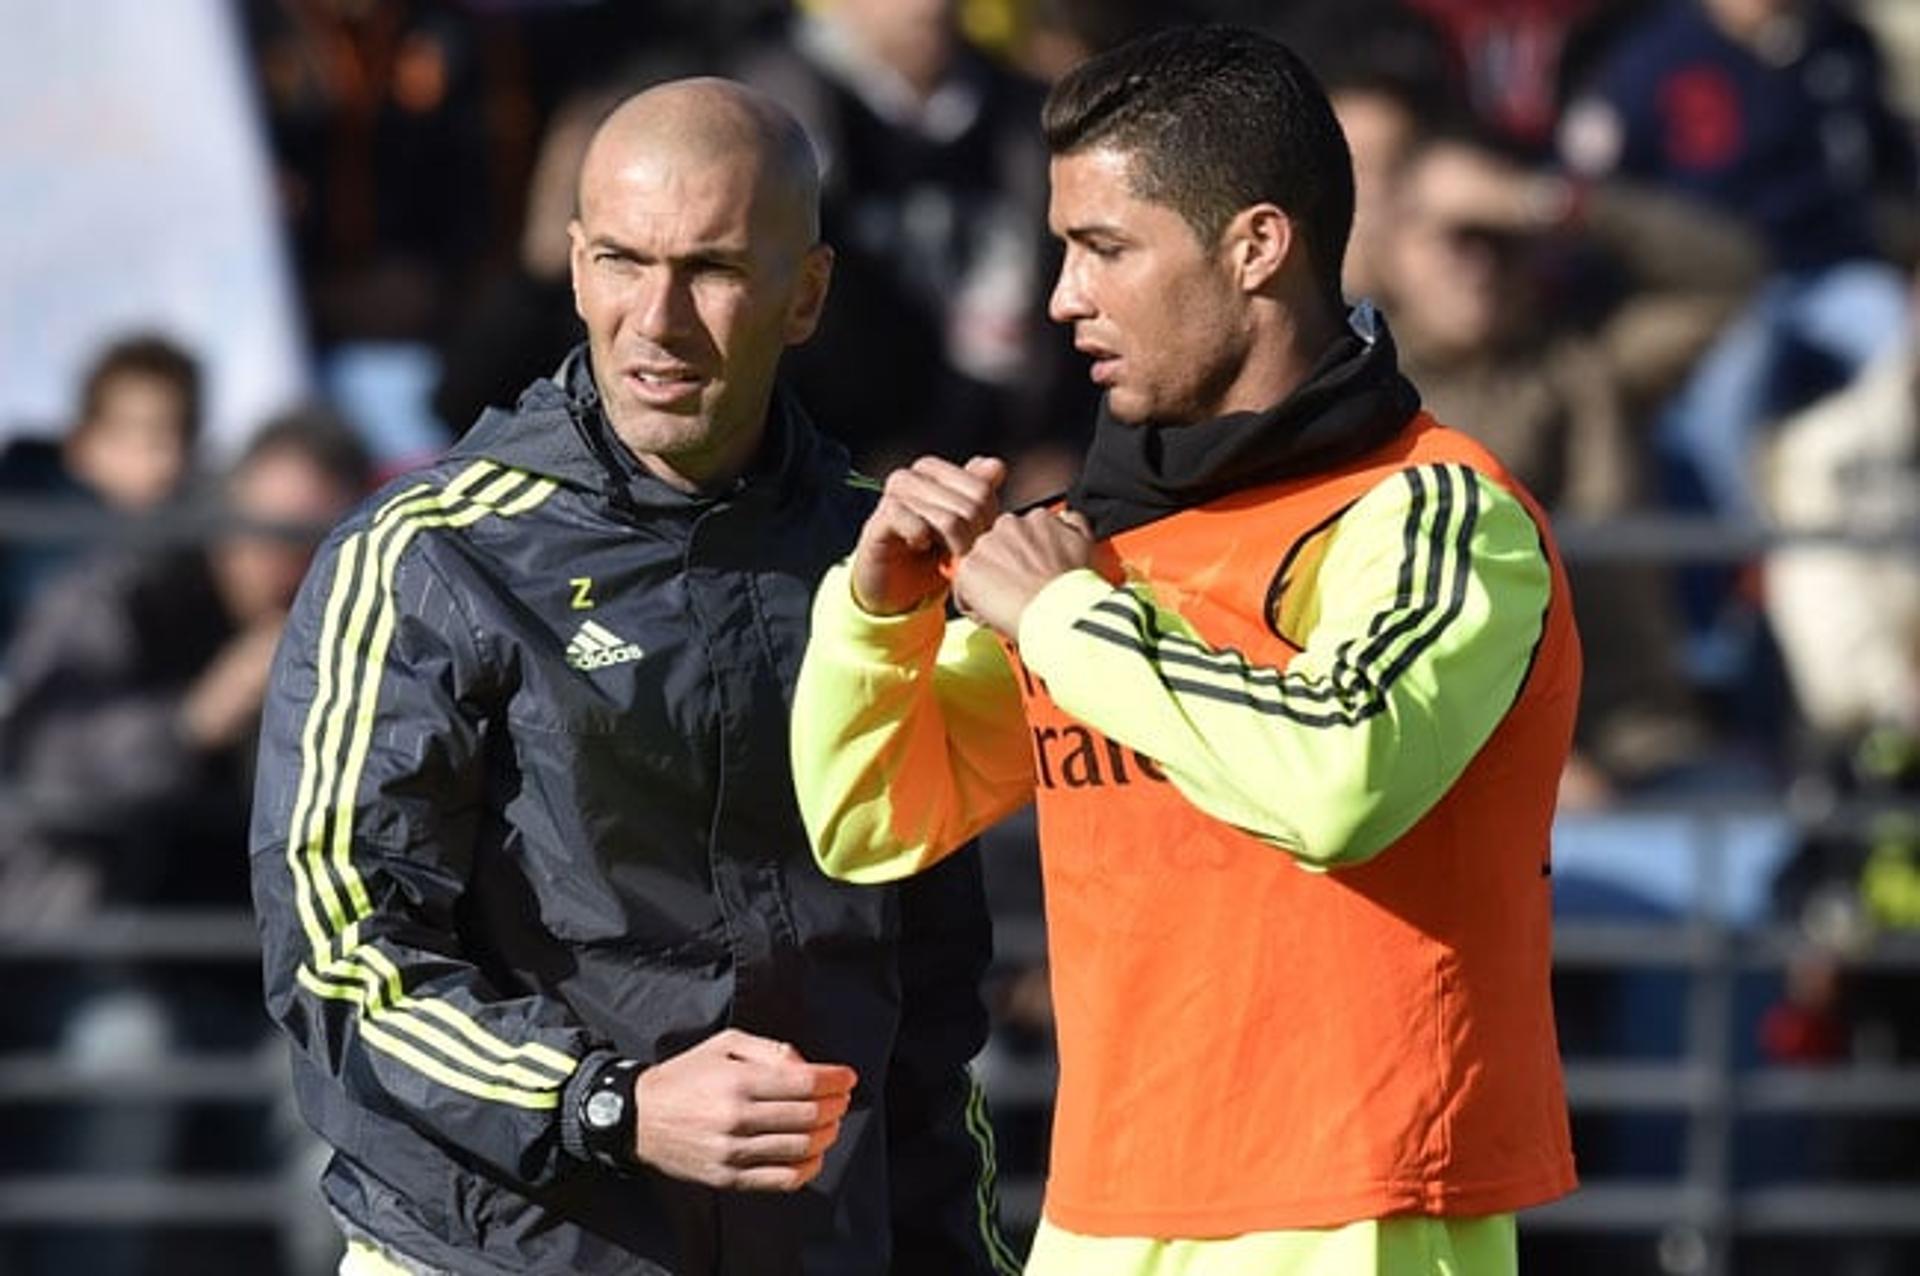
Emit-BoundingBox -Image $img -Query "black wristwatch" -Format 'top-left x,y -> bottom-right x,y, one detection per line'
578,1057 -> 644,1170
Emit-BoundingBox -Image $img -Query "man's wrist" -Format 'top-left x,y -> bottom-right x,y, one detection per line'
1015,569 -> 1120,661
847,559 -> 946,620
821,562 -> 948,662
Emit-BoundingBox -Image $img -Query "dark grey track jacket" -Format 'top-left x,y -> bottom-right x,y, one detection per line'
249,355 -> 1013,1275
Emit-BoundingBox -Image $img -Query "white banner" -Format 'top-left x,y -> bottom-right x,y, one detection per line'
0,0 -> 309,457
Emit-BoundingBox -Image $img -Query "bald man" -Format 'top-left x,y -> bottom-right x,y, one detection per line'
250,79 -> 1013,1276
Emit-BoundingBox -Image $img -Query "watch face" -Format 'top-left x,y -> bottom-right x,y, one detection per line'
585,1089 -> 625,1131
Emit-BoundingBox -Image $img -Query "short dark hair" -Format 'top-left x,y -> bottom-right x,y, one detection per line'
236,406 -> 374,497
1042,24 -> 1355,308
76,334 -> 202,447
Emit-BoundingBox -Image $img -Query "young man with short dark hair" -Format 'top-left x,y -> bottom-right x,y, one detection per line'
794,26 -> 1581,1275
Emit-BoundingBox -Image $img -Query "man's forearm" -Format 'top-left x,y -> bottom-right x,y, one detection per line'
791,563 -> 1034,883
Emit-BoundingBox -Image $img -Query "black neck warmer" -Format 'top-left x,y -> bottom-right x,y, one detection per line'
1067,306 -> 1422,538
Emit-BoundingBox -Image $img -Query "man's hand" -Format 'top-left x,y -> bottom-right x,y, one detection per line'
1410,142 -> 1574,237
850,456 -> 1007,616
633,1028 -> 857,1192
952,509 -> 1098,640
179,614 -> 287,750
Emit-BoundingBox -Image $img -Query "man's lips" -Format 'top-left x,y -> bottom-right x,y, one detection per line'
624,367 -> 706,406
1078,346 -> 1120,386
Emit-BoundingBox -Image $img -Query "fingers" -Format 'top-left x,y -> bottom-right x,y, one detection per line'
713,1073 -> 847,1193
932,454 -> 1004,497
713,1028 -> 800,1066
858,498 -> 944,564
639,1032 -> 862,1194
714,1031 -> 856,1097
952,506 -> 1101,639
805,1062 -> 858,1098
730,1153 -> 826,1192
740,1060 -> 857,1103
711,1031 -> 858,1102
724,1120 -> 843,1168
874,457 -> 1004,559
734,1091 -> 851,1136
963,454 -> 1009,490
714,1085 -> 846,1192
849,454 -> 1012,614
972,508 -> 1094,559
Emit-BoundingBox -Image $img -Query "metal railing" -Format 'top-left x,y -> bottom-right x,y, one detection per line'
0,510 -> 1916,1274
8,884 -> 1918,1267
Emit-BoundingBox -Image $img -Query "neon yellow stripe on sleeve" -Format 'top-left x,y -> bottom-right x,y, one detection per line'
281,465 -> 576,1105
1017,464 -> 1550,866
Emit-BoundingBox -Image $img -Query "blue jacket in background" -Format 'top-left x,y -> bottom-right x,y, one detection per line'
1565,0 -> 1915,270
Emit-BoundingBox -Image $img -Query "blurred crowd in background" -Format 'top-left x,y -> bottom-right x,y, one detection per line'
2,0 -> 1920,1272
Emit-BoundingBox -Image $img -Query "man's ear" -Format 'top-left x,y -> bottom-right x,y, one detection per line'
785,243 -> 836,345
566,218 -> 589,321
1226,203 -> 1295,294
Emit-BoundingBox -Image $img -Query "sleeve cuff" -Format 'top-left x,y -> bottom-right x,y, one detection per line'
557,1048 -> 624,1164
1015,569 -> 1121,681
814,561 -> 950,665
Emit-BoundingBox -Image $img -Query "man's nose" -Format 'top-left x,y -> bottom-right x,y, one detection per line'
1048,262 -> 1091,325
631,267 -> 695,342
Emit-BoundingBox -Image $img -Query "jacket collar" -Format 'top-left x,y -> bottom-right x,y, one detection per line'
447,345 -> 831,516
1066,304 -> 1421,538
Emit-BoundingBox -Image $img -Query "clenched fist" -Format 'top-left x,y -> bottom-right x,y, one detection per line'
850,456 -> 1007,616
633,1028 -> 857,1192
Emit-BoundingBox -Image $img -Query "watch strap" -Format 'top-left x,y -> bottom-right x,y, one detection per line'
570,1054 -> 644,1172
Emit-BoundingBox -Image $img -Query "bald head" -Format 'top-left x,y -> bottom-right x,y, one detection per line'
578,77 -> 822,249
566,76 -> 835,493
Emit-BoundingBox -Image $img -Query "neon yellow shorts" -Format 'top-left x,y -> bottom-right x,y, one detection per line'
339,1238 -> 419,1276
1022,1214 -> 1517,1276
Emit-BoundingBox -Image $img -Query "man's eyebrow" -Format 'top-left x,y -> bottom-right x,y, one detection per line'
583,234 -> 752,267
1058,222 -> 1131,243
678,244 -> 753,266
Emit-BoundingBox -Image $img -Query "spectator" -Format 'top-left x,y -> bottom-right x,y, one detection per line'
1760,328 -> 1920,1261
431,83 -> 611,437
0,334 -> 202,657
241,0 -> 532,471
61,335 -> 203,515
1560,0 -> 1918,520
1399,0 -> 1623,150
1232,3 -> 1456,306
735,0 -> 1091,493
1376,130 -> 1762,798
994,0 -> 1190,85
243,0 -> 502,348
0,407 -> 369,923
1327,72 -> 1452,302
1761,322 -> 1920,762
0,409 -> 369,1274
